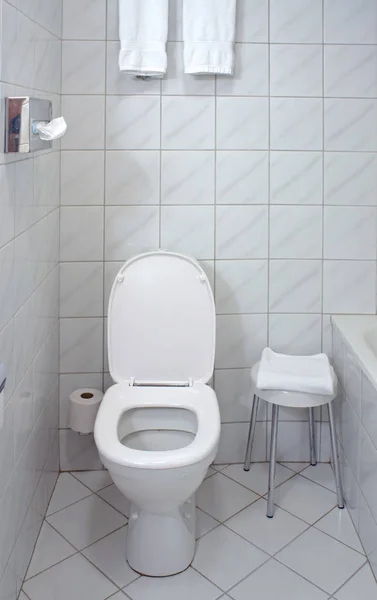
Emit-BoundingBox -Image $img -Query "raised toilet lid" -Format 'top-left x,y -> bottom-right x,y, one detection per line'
108,251 -> 216,386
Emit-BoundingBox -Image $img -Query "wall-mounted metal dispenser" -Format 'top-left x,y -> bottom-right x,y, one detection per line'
4,97 -> 67,153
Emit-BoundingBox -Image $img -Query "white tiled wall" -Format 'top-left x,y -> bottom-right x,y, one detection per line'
59,0 -> 377,466
0,0 -> 62,597
332,324 -> 377,579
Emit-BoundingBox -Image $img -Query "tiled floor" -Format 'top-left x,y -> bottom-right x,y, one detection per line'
21,463 -> 377,600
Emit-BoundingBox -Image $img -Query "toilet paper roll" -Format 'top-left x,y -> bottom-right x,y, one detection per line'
69,388 -> 103,434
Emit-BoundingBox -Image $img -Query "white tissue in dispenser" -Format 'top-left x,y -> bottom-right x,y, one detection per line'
69,389 -> 104,434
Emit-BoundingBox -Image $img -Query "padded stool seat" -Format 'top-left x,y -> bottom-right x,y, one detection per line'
244,360 -> 344,518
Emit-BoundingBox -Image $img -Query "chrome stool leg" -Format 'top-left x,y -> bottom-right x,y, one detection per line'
267,404 -> 280,518
328,402 -> 345,509
244,395 -> 260,471
309,407 -> 317,466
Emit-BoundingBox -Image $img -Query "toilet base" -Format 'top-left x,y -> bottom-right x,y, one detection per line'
126,496 -> 196,577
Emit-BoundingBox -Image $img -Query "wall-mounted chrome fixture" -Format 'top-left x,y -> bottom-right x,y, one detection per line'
4,97 -> 67,153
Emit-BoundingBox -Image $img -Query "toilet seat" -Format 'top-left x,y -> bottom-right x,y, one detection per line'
95,382 -> 220,470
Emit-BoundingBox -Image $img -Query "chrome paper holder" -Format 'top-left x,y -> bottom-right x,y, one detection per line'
4,96 -> 53,153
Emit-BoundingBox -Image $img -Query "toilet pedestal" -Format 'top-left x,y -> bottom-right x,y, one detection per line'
126,496 -> 196,576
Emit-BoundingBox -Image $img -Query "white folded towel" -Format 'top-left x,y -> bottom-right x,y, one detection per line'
183,0 -> 237,75
118,0 -> 168,78
257,348 -> 334,396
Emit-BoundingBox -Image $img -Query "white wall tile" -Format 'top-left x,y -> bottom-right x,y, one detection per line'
60,262 -> 104,318
323,261 -> 376,314
360,429 -> 377,522
15,159 -> 34,236
106,151 -> 160,205
324,0 -> 377,44
0,242 -> 15,331
324,206 -> 377,259
105,206 -> 159,260
168,0 -> 183,42
217,97 -> 269,150
107,0 -> 118,41
216,206 -> 268,259
269,314 -> 322,355
106,96 -> 161,150
324,153 -> 377,206
216,314 -> 268,369
61,151 -> 105,206
270,206 -> 323,259
104,262 -> 123,316
216,423 -> 266,463
271,98 -> 323,151
270,0 -> 323,43
270,45 -> 323,97
59,430 -> 102,470
163,42 -> 215,96
269,260 -> 322,313
0,164 -> 15,250
215,260 -> 268,314
62,96 -> 105,150
235,0 -> 269,42
217,44 -> 269,96
216,151 -> 269,205
270,152 -> 323,205
62,41 -> 105,94
162,97 -> 215,150
215,369 -> 265,423
160,206 -> 214,259
325,46 -> 377,98
60,318 -> 103,373
161,151 -> 215,205
325,99 -> 377,152
63,0 -> 106,40
60,207 -> 104,261
362,375 -> 377,450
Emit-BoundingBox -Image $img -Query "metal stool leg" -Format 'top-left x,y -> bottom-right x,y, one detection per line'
244,395 -> 260,471
267,404 -> 280,518
309,408 -> 317,466
328,402 -> 345,509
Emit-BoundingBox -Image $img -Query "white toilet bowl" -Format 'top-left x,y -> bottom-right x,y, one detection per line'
94,251 -> 221,577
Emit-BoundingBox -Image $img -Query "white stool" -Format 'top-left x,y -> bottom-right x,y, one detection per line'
244,362 -> 344,518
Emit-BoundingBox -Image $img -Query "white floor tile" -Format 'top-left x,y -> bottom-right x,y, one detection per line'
205,467 -> 217,479
196,473 -> 258,522
83,526 -> 139,588
23,554 -> 117,600
276,528 -> 366,595
212,464 -> 229,471
108,593 -> 128,599
192,524 -> 268,592
98,484 -> 130,516
73,470 -> 113,492
124,567 -> 222,600
226,497 -> 309,555
47,495 -> 126,550
335,564 -> 377,600
47,473 -> 92,515
301,464 -> 337,492
222,463 -> 293,496
281,462 -> 310,473
273,475 -> 337,523
26,523 -> 76,579
19,593 -> 30,600
197,508 -> 220,539
315,508 -> 365,553
229,558 -> 328,600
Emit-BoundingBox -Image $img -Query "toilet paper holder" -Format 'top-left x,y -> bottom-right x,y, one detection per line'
4,96 -> 67,153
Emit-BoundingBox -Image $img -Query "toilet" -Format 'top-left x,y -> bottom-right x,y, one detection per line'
94,250 -> 221,577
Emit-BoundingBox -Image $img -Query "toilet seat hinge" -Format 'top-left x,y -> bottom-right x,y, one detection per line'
128,377 -> 194,388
